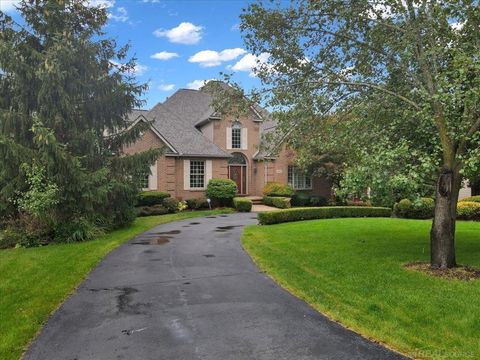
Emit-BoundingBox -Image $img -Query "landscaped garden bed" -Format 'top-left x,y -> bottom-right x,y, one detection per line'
242,218 -> 480,359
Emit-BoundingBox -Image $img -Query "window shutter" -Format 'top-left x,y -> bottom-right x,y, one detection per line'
241,128 -> 248,150
205,160 -> 213,186
183,160 -> 190,190
150,161 -> 158,190
226,127 -> 232,149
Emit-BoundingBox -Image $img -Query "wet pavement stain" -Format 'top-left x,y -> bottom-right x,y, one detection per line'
189,222 -> 200,225
206,216 -> 217,218
219,215 -> 229,217
215,225 -> 242,232
203,254 -> 215,258
156,230 -> 181,235
116,287 -> 150,315
183,282 -> 191,285
132,236 -> 172,245
149,258 -> 163,262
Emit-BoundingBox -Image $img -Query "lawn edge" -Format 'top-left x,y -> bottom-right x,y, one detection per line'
240,224 -> 413,360
19,209 -> 233,359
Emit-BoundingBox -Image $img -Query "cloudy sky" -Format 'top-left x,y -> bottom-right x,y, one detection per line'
1,0 -> 264,109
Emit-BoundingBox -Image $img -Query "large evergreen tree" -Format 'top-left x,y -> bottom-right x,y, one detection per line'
238,0 -> 480,268
0,0 -> 159,243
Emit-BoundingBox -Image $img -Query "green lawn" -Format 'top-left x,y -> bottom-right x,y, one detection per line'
242,218 -> 480,360
0,209 -> 232,360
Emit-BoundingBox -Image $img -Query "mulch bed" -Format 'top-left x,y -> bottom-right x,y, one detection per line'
404,261 -> 480,281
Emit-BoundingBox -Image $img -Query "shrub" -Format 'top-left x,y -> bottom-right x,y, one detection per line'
177,200 -> 188,212
263,182 -> 294,197
233,197 -> 252,212
291,193 -> 310,207
137,191 -> 171,206
53,217 -> 100,243
393,198 -> 434,219
457,201 -> 480,221
258,206 -> 392,225
346,199 -> 372,207
206,178 -> 237,206
310,196 -> 328,207
459,196 -> 480,203
137,204 -> 169,217
186,197 -> 210,210
263,196 -> 291,209
163,197 -> 180,213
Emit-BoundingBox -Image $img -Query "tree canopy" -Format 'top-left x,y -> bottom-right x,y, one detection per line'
239,0 -> 480,268
0,0 -> 160,244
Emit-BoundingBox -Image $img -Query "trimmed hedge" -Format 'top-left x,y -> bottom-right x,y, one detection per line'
263,196 -> 291,209
186,197 -> 209,210
258,206 -> 392,225
206,178 -> 237,206
393,198 -> 434,219
137,204 -> 169,217
291,193 -> 328,207
233,197 -> 252,212
459,196 -> 480,203
457,201 -> 480,221
137,191 -> 171,206
263,182 -> 294,197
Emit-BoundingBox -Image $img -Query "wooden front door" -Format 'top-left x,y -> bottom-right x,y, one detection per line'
229,165 -> 247,194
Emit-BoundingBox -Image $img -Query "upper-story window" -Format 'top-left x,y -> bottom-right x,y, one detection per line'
231,122 -> 242,149
288,166 -> 312,190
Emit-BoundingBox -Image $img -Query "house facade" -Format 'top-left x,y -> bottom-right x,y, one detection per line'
123,84 -> 332,200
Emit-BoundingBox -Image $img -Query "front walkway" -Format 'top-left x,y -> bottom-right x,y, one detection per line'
25,213 -> 404,360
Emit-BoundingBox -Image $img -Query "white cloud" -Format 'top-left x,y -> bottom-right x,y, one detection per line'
0,0 -> 21,12
87,0 -> 115,8
450,21 -> 465,31
158,83 -> 175,91
142,0 -> 161,3
110,60 -> 147,76
108,6 -> 128,22
231,53 -> 270,77
150,51 -> 179,60
153,22 -> 203,45
186,79 -> 214,90
188,48 -> 246,67
231,23 -> 240,31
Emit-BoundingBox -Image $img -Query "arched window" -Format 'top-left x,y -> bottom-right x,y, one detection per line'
231,121 -> 242,149
228,152 -> 247,165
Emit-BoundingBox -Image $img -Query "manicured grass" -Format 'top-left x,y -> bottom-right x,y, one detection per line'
0,209 -> 232,360
242,218 -> 480,360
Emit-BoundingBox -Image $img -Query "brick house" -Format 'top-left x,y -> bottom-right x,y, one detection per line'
123,84 -> 332,200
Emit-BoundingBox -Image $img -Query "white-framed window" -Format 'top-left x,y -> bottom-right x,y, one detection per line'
140,174 -> 149,190
190,160 -> 206,189
288,166 -> 312,190
231,122 -> 241,149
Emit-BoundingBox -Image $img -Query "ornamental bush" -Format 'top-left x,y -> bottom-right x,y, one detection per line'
206,179 -> 238,206
263,196 -> 291,209
137,191 -> 171,206
186,197 -> 209,210
137,204 -> 169,217
163,198 -> 180,213
457,201 -> 480,221
291,193 -> 310,206
233,197 -> 253,212
258,206 -> 392,225
459,196 -> 480,203
393,198 -> 434,219
263,182 -> 294,197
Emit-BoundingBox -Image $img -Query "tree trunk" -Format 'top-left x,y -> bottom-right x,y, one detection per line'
430,169 -> 461,269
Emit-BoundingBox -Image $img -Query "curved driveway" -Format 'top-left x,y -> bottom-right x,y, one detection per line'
25,213 -> 405,360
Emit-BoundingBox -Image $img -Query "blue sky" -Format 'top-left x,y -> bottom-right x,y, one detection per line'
1,0 -> 264,109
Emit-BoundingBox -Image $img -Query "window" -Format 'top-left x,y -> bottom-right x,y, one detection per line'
231,122 -> 241,149
140,174 -> 149,189
288,166 -> 312,190
190,160 -> 205,189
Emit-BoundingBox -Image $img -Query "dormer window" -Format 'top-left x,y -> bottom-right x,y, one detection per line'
231,122 -> 242,149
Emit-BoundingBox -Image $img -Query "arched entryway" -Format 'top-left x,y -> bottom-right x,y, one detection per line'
228,152 -> 248,195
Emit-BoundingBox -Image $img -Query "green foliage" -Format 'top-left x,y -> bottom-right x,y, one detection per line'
0,0 -> 162,245
186,197 -> 210,210
137,204 -> 169,217
163,197 -> 180,213
263,182 -> 294,197
393,198 -> 435,219
233,197 -> 252,212
291,193 -> 327,207
177,200 -> 188,212
53,218 -> 100,243
258,207 -> 392,225
263,196 -> 292,209
206,178 -> 237,206
137,191 -> 171,206
459,196 -> 480,203
457,202 -> 480,221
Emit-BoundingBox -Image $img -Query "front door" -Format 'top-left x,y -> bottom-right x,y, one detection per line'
229,165 -> 246,194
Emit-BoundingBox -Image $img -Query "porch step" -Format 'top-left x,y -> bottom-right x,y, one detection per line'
245,196 -> 263,205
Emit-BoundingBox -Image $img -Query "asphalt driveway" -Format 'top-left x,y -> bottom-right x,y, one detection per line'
24,213 -> 405,360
